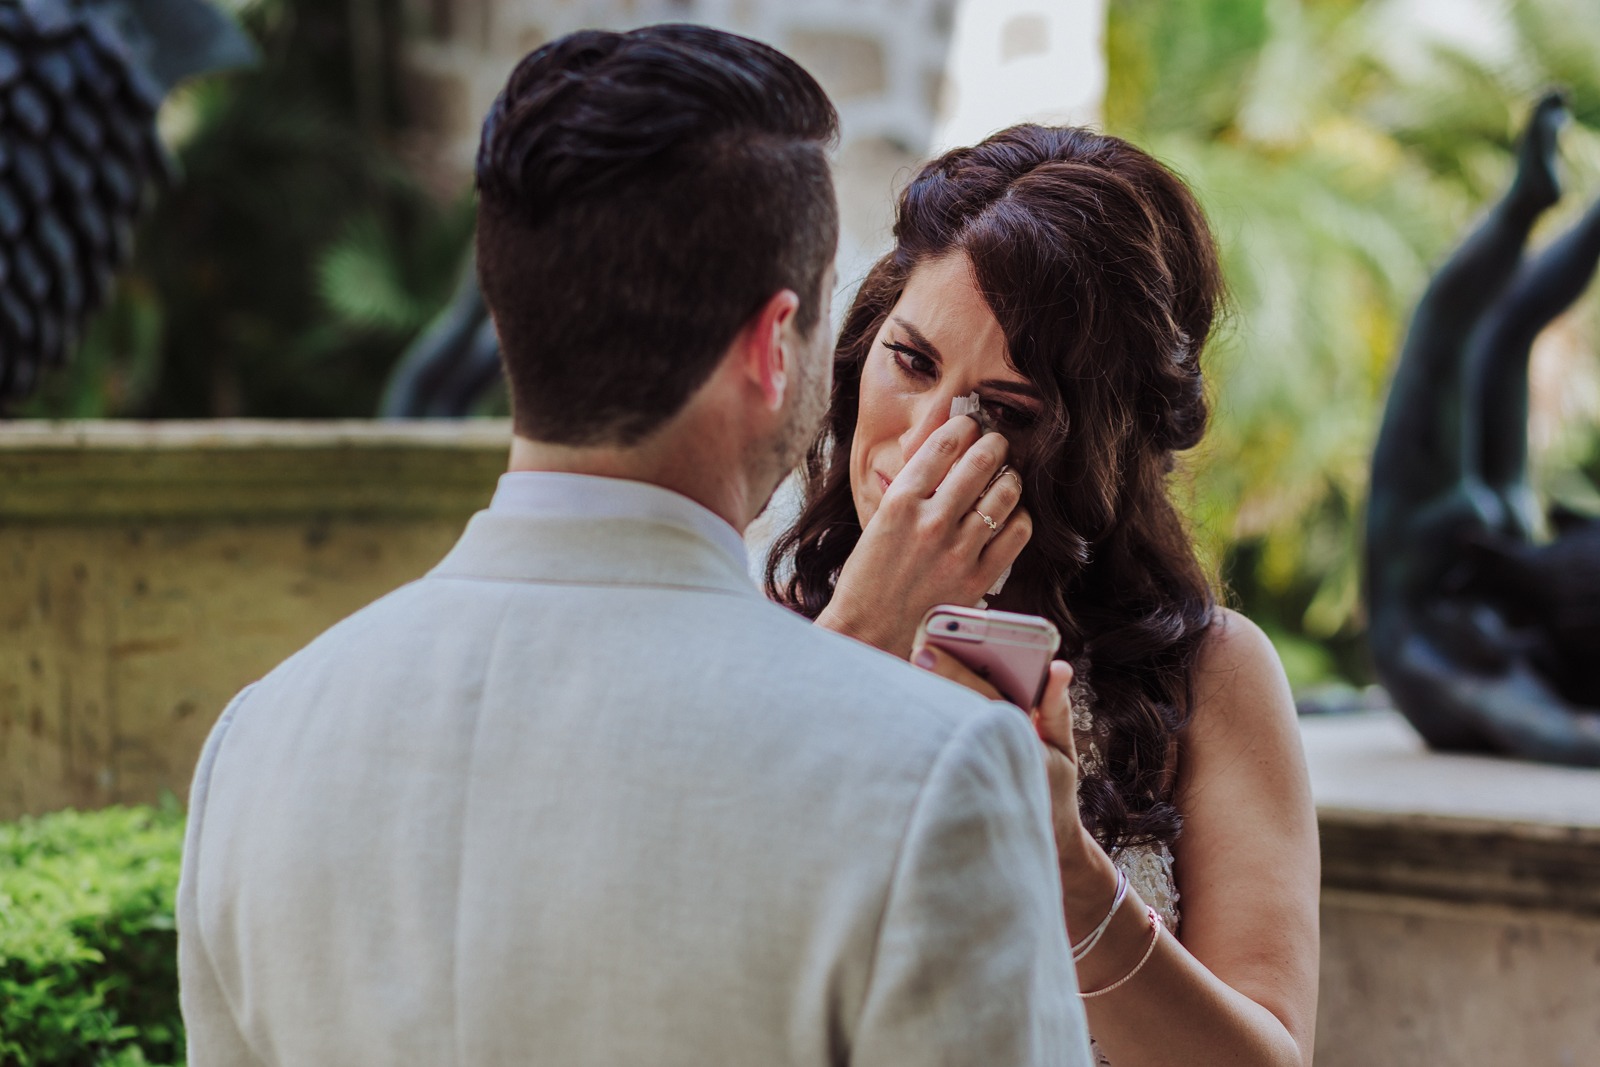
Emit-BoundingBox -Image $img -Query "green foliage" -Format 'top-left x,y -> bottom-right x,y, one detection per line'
1107,0 -> 1600,687
0,804 -> 186,1067
1105,0 -> 1271,137
318,198 -> 477,337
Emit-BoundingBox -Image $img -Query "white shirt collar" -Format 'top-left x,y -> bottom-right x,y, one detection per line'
488,471 -> 748,570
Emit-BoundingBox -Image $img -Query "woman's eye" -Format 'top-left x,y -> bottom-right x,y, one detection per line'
982,399 -> 1038,432
884,342 -> 934,377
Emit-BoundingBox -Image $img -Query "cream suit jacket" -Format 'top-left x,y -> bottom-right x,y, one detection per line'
178,507 -> 1092,1065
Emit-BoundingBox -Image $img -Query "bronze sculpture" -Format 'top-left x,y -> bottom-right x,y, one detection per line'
1366,91 -> 1600,764
0,0 -> 254,409
377,259 -> 502,417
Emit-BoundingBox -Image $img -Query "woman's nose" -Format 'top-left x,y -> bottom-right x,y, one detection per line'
899,393 -> 957,463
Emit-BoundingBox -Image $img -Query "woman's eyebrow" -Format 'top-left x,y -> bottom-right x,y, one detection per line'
978,379 -> 1043,402
890,317 -> 942,361
891,316 -> 1041,402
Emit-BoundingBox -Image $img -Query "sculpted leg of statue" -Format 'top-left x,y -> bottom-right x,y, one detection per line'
378,258 -> 499,417
1366,91 -> 1600,762
1367,93 -> 1567,593
1455,192 -> 1600,711
1465,192 -> 1600,540
425,318 -> 503,415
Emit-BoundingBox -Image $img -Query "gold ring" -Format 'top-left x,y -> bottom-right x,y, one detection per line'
975,508 -> 999,531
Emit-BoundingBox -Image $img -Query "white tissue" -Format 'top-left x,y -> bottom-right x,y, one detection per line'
949,392 -> 993,434
987,564 -> 1012,598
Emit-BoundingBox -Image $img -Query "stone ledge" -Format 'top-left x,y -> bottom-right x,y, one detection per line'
0,420 -> 511,521
1304,711 -> 1600,917
1319,808 -> 1600,916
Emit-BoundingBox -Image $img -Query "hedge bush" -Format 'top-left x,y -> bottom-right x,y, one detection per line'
0,804 -> 186,1067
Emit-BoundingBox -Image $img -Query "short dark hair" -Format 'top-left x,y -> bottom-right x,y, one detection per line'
475,24 -> 840,444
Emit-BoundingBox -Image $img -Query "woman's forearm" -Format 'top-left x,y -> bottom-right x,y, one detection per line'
1061,839 -> 1309,1067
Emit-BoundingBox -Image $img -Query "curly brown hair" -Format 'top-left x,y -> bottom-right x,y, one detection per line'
767,125 -> 1222,850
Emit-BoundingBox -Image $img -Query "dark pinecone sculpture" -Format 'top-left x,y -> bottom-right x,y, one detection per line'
0,0 -> 253,406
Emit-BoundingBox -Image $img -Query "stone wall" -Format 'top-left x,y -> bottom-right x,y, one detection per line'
1307,712 -> 1600,1066
1319,892 -> 1600,1065
0,421 -> 508,818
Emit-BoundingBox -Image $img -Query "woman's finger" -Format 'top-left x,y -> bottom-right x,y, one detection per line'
890,415 -> 983,500
968,466 -> 1024,537
931,431 -> 1010,515
911,642 -> 1005,702
977,505 -> 1031,586
1031,660 -> 1077,765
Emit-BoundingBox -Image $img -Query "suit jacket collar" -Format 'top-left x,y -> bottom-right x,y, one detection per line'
430,511 -> 760,598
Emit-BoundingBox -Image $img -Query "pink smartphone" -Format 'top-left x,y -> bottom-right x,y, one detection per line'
915,605 -> 1061,709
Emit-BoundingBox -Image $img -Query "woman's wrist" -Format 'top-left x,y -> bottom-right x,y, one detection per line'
816,603 -> 873,647
814,604 -> 849,637
1058,826 -> 1118,920
816,600 -> 907,657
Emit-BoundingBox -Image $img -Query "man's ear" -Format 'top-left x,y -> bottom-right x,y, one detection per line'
742,289 -> 801,412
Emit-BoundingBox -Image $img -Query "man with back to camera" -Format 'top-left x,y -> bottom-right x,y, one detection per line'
177,24 -> 1092,1066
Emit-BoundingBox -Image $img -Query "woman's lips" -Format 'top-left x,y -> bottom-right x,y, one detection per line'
876,470 -> 892,492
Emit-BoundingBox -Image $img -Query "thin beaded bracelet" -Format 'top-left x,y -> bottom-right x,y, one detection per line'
1078,907 -> 1162,999
1071,867 -> 1128,963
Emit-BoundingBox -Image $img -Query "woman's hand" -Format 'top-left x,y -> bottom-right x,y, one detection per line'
818,415 -> 1031,657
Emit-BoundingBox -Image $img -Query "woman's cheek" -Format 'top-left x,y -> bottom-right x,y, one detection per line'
846,431 -> 873,525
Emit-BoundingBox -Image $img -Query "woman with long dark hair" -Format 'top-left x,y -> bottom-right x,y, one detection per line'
769,125 -> 1319,1066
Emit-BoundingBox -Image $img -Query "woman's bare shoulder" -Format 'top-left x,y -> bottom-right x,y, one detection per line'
1187,607 -> 1297,738
1199,606 -> 1282,674
1174,606 -> 1310,824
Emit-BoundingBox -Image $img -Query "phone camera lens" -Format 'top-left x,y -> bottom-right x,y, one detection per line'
945,621 -> 960,632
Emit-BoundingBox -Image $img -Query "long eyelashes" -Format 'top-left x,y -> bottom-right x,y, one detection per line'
881,340 -> 1039,431
883,341 -> 933,376
985,402 -> 1038,432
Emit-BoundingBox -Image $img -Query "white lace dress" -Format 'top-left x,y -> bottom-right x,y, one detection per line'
1072,679 -> 1181,1066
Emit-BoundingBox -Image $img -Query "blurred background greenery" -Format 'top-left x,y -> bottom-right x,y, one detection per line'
1108,0 -> 1600,689
14,0 -> 1600,692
